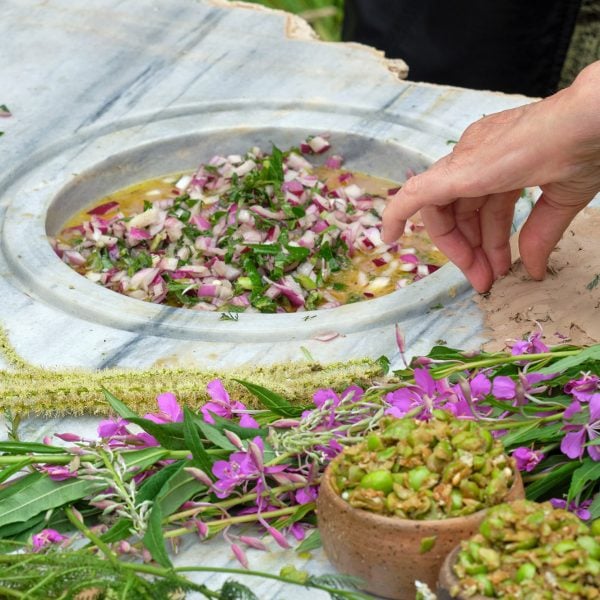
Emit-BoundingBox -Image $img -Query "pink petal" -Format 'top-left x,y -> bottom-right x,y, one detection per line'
231,543 -> 249,568
207,379 -> 230,404
492,376 -> 516,399
560,429 -> 586,459
156,392 -> 183,422
239,413 -> 260,428
266,526 -> 291,549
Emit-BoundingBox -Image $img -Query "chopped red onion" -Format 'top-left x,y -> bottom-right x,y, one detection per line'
63,250 -> 86,266
282,180 -> 304,196
87,201 -> 119,216
308,136 -> 330,154
325,155 -> 343,169
52,136 -> 443,313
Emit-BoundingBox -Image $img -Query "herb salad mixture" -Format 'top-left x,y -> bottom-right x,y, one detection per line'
452,500 -> 600,599
52,136 -> 444,312
331,415 -> 516,520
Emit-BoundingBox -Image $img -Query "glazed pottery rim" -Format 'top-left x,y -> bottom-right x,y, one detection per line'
320,458 -> 523,530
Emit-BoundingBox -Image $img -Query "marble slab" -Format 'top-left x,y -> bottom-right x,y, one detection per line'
0,1 -> 556,597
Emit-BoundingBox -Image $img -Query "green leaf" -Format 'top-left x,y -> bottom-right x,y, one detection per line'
99,517 -> 135,545
0,442 -> 66,454
0,513 -> 45,539
208,413 -> 269,439
125,418 -> 187,449
121,447 -> 170,473
276,502 -> 316,529
0,472 -> 43,503
102,388 -> 140,419
246,243 -> 280,255
499,422 -> 562,448
143,502 -> 172,568
526,461 -> 579,501
589,493 -> 600,520
183,406 -> 214,475
285,244 -> 310,262
0,459 -> 32,486
538,345 -> 600,374
426,345 -> 468,361
138,461 -> 184,502
0,476 -> 104,528
155,461 -> 207,517
295,529 -> 322,553
234,379 -> 304,418
268,144 -> 284,184
194,419 -> 237,451
568,458 -> 600,503
219,580 -> 259,600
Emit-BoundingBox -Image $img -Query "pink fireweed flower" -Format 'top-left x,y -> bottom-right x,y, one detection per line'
313,385 -> 363,409
97,418 -> 129,439
201,379 -> 259,428
262,522 -> 291,549
448,373 -> 493,419
512,447 -> 544,472
54,432 -> 83,442
295,485 -> 318,505
211,436 -> 286,498
564,372 -> 600,403
144,392 -> 183,424
41,464 -> 79,481
301,385 -> 364,429
289,522 -> 307,541
510,331 -> 549,356
97,416 -> 158,448
560,394 -> 600,461
239,535 -> 268,551
315,438 -> 344,461
492,372 -> 554,405
194,519 -> 209,539
184,467 -> 213,487
32,529 -> 68,551
231,543 -> 249,568
550,497 -> 592,521
384,368 -> 453,420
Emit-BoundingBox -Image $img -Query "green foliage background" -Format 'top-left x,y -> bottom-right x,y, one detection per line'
239,0 -> 344,41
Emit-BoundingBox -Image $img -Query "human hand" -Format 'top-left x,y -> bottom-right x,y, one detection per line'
382,61 -> 600,293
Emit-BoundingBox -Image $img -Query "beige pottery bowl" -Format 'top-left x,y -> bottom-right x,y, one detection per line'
317,462 -> 524,600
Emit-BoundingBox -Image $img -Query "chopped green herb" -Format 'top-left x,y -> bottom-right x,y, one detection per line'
219,311 -> 239,322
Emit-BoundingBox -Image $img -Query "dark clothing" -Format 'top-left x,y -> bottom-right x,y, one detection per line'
343,0 -> 582,97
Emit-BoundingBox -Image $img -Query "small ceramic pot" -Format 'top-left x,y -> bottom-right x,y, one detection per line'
437,545 -> 486,600
317,464 -> 524,600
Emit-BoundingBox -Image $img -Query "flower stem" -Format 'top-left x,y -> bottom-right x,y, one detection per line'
164,505 -> 306,539
432,350 -> 578,378
64,506 -> 120,568
166,482 -> 308,523
484,412 -> 564,430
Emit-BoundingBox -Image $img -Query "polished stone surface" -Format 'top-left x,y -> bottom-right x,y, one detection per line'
0,1 -> 548,597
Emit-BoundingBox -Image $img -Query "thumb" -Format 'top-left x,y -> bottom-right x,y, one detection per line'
518,192 -> 590,280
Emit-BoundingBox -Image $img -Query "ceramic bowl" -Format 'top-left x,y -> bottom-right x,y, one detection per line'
436,545 -> 486,600
316,461 -> 524,600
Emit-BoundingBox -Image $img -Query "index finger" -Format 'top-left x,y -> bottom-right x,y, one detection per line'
382,155 -> 463,243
